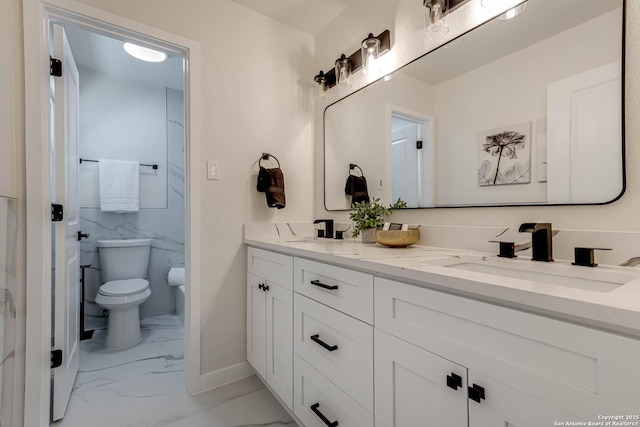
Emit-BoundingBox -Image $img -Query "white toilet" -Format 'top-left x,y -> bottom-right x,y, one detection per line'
95,239 -> 152,349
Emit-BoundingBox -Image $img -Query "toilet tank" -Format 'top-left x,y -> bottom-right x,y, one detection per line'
97,239 -> 151,282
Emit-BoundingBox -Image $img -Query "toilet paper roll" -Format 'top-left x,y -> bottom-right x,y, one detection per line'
168,267 -> 185,286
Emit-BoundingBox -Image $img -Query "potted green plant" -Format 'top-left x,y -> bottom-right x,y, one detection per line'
349,197 -> 407,243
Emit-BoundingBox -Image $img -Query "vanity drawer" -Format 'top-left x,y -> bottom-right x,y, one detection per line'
294,293 -> 373,412
247,247 -> 293,290
294,258 -> 373,323
294,355 -> 373,427
375,277 -> 640,418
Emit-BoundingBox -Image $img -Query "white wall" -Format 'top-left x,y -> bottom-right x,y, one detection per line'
434,9 -> 621,205
63,0 -> 315,377
315,0 -> 640,236
78,67 -> 168,208
324,73 -> 434,209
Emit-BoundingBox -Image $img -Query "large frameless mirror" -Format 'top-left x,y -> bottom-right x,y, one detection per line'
324,0 -> 624,210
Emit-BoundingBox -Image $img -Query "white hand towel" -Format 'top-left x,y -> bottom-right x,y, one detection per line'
99,159 -> 140,212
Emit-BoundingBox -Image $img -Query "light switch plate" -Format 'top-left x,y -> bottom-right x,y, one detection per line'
207,160 -> 220,180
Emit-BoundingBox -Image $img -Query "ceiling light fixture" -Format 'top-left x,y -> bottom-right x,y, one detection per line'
123,42 -> 167,63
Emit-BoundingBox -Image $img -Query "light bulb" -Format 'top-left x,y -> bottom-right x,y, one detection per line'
123,42 -> 167,62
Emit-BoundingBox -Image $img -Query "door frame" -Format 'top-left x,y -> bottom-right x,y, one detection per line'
23,0 -> 203,424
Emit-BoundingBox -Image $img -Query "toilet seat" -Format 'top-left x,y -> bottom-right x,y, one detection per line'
99,278 -> 149,297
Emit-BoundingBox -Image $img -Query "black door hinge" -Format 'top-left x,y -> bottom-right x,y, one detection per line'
51,349 -> 63,368
50,56 -> 62,77
51,203 -> 64,222
416,140 -> 423,149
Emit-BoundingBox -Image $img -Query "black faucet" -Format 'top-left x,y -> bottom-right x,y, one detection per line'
313,219 -> 334,239
518,223 -> 553,262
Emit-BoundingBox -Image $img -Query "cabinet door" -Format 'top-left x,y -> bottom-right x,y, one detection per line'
247,273 -> 267,378
265,281 -> 293,409
468,371 -> 584,427
375,330 -> 468,427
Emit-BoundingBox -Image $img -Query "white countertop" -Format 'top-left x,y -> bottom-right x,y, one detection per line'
245,235 -> 640,339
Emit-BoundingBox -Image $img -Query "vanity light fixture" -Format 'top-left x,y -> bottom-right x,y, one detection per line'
423,0 -> 450,37
335,54 -> 352,88
314,70 -> 331,98
422,0 -> 471,38
361,33 -> 381,75
123,42 -> 167,62
313,30 -> 391,94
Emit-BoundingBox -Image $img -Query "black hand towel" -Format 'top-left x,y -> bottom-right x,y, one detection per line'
345,175 -> 370,204
257,166 -> 286,209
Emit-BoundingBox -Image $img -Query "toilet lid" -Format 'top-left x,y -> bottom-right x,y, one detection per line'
99,279 -> 149,296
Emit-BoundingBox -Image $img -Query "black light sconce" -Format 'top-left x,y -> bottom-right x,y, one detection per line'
314,29 -> 391,93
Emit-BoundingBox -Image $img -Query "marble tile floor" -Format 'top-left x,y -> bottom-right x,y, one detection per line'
54,315 -> 296,427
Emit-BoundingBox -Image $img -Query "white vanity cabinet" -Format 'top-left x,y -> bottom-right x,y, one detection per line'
375,277 -> 640,423
246,248 -> 294,409
293,258 -> 375,426
245,245 -> 640,426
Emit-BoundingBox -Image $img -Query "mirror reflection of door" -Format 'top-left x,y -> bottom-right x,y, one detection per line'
391,112 -> 435,208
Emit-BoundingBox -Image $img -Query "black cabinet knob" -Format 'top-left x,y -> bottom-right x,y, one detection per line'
468,384 -> 486,403
446,373 -> 462,390
77,231 -> 89,241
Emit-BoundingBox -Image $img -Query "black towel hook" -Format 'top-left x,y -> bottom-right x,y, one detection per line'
259,153 -> 280,168
349,163 -> 363,176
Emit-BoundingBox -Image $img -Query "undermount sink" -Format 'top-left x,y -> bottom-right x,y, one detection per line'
421,255 -> 637,293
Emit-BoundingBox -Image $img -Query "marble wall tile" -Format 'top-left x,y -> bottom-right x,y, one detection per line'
0,197 -> 17,427
79,88 -> 185,323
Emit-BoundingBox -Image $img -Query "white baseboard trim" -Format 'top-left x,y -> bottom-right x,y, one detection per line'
197,362 -> 255,394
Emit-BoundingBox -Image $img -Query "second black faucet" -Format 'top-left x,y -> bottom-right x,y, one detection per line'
313,219 -> 334,239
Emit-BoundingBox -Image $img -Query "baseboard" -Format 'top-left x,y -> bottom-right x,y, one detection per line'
197,361 -> 255,394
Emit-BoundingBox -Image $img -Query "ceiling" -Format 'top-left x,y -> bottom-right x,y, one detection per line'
64,25 -> 184,90
229,0 -> 350,35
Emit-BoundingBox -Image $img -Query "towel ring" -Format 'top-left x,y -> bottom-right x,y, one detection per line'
349,163 -> 363,176
260,153 -> 280,168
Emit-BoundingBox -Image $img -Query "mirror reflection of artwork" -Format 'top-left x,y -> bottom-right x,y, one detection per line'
478,122 -> 531,186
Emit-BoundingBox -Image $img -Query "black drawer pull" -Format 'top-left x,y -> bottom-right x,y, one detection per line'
446,373 -> 462,390
310,403 -> 339,427
310,334 -> 338,352
310,279 -> 338,290
468,384 -> 486,403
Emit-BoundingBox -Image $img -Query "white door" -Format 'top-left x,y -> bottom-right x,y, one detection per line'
247,273 -> 267,378
468,371 -> 583,426
265,281 -> 293,409
51,24 -> 81,421
546,61 -> 622,203
391,125 -> 420,207
375,330 -> 468,427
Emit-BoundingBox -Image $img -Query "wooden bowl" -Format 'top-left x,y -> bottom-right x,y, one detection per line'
376,229 -> 421,248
